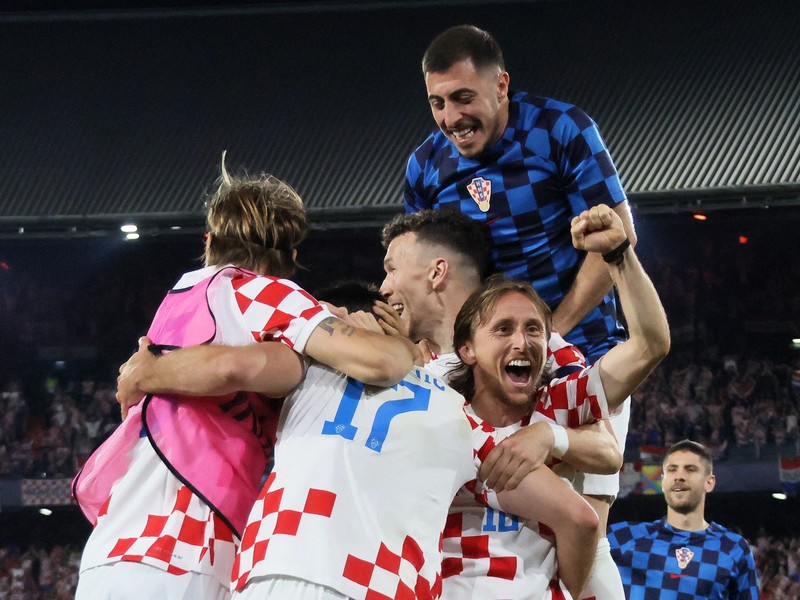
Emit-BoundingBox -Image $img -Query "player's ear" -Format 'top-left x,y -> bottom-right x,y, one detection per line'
430,258 -> 448,291
704,473 -> 716,493
458,340 -> 476,365
497,71 -> 510,101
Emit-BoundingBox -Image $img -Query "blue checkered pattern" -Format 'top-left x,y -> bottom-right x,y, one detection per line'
607,519 -> 759,599
405,92 -> 627,362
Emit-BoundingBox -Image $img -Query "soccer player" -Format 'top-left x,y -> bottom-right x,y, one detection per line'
608,440 -> 759,599
441,204 -> 670,599
73,161 -> 416,600
403,25 -> 638,596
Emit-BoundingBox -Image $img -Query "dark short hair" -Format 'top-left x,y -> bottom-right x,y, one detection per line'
422,24 -> 505,75
313,280 -> 383,313
448,275 -> 553,399
663,440 -> 713,474
381,209 -> 491,279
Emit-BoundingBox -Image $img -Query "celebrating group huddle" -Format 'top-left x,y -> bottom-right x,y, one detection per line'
71,24 -> 757,600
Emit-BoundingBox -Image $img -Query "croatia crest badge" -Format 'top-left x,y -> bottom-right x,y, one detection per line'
675,547 -> 694,569
466,177 -> 492,212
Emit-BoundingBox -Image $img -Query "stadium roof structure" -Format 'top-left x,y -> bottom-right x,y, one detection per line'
0,0 -> 798,239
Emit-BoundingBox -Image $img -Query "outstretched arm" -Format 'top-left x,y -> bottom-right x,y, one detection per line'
497,466 -> 599,599
570,205 -> 670,409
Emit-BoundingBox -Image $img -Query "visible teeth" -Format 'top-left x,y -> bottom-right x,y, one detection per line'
507,359 -> 531,367
453,127 -> 474,140
392,303 -> 404,315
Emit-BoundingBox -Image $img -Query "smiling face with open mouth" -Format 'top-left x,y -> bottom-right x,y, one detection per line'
662,450 -> 716,516
425,58 -> 510,159
379,231 -> 433,342
458,290 -> 548,423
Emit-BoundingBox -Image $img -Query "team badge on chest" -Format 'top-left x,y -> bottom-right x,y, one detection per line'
675,547 -> 694,569
466,177 -> 492,212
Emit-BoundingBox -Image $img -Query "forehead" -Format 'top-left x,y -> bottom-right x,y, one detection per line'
425,58 -> 491,95
384,231 -> 421,265
664,450 -> 705,470
483,291 -> 545,324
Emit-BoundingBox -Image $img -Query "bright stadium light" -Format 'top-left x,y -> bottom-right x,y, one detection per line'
125,232 -> 140,241
120,224 -> 138,233
39,508 -> 53,516
772,492 -> 787,501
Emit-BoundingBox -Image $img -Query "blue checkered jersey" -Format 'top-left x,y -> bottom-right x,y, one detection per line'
405,92 -> 627,362
607,519 -> 759,599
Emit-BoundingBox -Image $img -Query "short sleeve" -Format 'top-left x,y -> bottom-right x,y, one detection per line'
229,274 -> 333,354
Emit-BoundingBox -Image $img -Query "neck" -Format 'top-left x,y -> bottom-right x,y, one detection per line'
429,284 -> 477,354
497,98 -> 510,140
666,508 -> 708,532
470,386 -> 530,428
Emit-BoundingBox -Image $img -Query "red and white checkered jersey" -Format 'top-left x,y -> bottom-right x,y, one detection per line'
202,265 -> 331,351
545,331 -> 588,376
232,363 -> 474,600
441,366 -> 609,600
79,266 -> 332,587
79,438 -> 238,585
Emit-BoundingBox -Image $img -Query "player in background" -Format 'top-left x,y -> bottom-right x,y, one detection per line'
608,440 -> 759,599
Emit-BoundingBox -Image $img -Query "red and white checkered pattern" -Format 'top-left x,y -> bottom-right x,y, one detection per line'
534,366 -> 609,429
341,536 -> 437,600
104,485 -> 233,575
233,473 -> 337,591
546,331 -> 588,374
441,512 -> 518,582
231,364 -> 474,600
440,366 -> 608,599
79,439 -> 236,587
230,273 -> 326,349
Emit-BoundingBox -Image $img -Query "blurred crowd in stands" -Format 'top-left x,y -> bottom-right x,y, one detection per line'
0,545 -> 79,600
0,378 -> 120,480
627,355 -> 800,461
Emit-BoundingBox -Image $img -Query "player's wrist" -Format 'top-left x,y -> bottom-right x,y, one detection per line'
602,238 -> 630,265
546,422 -> 570,458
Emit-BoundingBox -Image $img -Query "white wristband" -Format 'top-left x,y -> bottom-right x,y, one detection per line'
547,422 -> 570,458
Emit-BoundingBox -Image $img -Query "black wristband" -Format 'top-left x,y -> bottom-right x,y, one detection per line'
602,238 -> 630,265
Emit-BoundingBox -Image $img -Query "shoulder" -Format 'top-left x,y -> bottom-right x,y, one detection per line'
608,519 -> 661,545
513,92 -> 591,127
709,522 -> 755,555
509,92 -> 600,152
409,130 -> 452,165
230,274 -> 321,314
